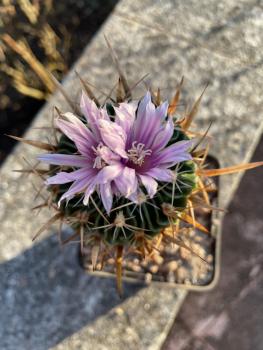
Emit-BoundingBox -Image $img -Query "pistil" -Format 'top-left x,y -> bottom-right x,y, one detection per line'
128,141 -> 152,166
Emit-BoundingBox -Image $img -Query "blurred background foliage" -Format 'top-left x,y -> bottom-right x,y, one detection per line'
0,0 -> 118,162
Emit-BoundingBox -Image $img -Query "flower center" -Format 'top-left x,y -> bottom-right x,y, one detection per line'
127,141 -> 152,166
92,143 -> 106,169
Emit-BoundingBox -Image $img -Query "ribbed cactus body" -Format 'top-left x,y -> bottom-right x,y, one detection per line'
51,109 -> 197,246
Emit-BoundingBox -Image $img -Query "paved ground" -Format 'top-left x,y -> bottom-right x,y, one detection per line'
163,136 -> 263,350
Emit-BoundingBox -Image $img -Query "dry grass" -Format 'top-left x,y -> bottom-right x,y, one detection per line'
0,0 -> 67,101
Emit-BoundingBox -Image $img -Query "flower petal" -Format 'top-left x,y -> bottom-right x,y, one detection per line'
58,177 -> 89,206
61,112 -> 96,141
83,181 -> 96,205
56,112 -> 96,156
145,168 -> 173,182
141,102 -> 161,146
114,102 -> 136,134
95,164 -> 123,184
114,167 -> 138,197
98,119 -> 127,158
46,172 -> 74,185
138,174 -> 158,198
145,101 -> 170,147
100,182 -> 113,213
132,93 -> 169,148
136,91 -> 151,125
151,117 -> 174,151
38,154 -> 89,167
133,92 -> 157,146
80,91 -> 109,138
152,140 -> 193,167
155,100 -> 169,121
46,168 -> 96,185
99,145 -> 120,164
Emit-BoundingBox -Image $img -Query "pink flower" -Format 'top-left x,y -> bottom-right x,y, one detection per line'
39,91 -> 193,213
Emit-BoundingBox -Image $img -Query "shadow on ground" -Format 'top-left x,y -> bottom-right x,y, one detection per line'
0,233 -> 142,350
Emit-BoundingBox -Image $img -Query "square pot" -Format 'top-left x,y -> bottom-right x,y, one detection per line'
80,156 -> 221,291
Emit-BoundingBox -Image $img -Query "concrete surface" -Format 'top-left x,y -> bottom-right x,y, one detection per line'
0,231 -> 185,350
163,136 -> 263,350
1,0 -> 263,349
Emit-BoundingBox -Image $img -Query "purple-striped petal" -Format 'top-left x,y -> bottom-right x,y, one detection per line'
38,154 -> 89,167
58,177 -> 90,206
61,112 -> 96,141
151,117 -> 174,152
133,92 -> 157,146
80,91 -> 109,138
99,145 -> 120,164
136,91 -> 151,125
83,181 -> 97,205
144,168 -> 173,182
98,119 -> 127,158
155,101 -> 169,121
114,167 -> 138,197
46,172 -> 74,185
100,182 -> 113,213
56,113 -> 96,157
145,101 -> 170,147
152,140 -> 193,167
46,168 -> 96,185
95,164 -> 123,184
140,102 -> 161,146
132,93 -> 170,148
114,102 -> 136,135
80,91 -> 100,137
132,92 -> 151,136
138,174 -> 158,198
157,154 -> 192,168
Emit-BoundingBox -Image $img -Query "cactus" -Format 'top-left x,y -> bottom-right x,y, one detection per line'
37,83 -> 204,295
54,126 -> 197,247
